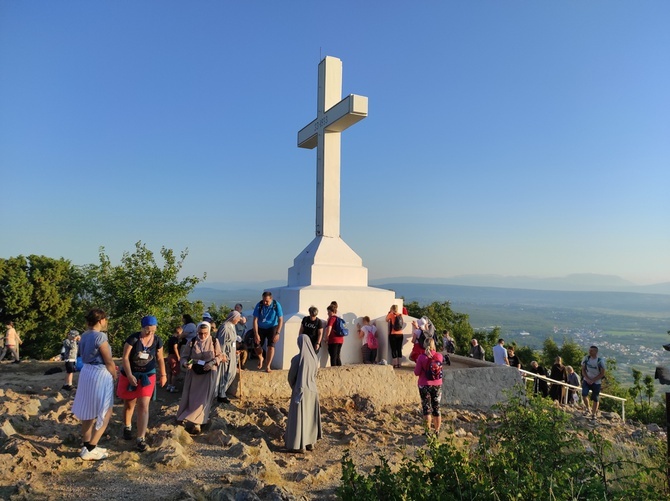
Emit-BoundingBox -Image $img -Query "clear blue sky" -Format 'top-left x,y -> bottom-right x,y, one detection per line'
1,1 -> 668,285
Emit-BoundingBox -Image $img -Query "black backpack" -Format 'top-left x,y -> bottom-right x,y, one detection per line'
257,299 -> 278,314
243,329 -> 255,349
392,314 -> 405,331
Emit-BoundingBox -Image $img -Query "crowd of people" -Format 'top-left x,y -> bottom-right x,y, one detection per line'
491,337 -> 607,419
17,292 -> 603,461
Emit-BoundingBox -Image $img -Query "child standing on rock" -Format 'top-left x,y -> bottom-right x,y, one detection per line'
357,316 -> 378,364
61,330 -> 80,391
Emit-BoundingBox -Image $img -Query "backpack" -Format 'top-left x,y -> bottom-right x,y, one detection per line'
243,329 -> 255,349
334,317 -> 349,337
392,314 -> 405,332
366,328 -> 378,349
582,356 -> 605,377
426,356 -> 443,381
257,299 -> 278,313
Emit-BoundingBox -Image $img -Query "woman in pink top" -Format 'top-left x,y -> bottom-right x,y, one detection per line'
413,337 -> 444,435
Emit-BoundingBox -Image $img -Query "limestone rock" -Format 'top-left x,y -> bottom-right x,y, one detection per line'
209,487 -> 261,501
352,394 -> 376,414
206,429 -> 239,447
151,440 -> 190,468
228,441 -> 253,461
0,420 -> 17,441
257,484 -> 298,501
22,399 -> 41,417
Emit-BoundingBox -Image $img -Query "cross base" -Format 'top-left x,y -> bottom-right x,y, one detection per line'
287,236 -> 368,287
268,284 -> 401,369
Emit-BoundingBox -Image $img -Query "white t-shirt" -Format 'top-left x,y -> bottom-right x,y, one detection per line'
582,356 -> 605,384
493,344 -> 508,365
360,325 -> 376,346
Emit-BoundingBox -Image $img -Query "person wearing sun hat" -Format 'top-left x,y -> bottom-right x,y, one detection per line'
118,315 -> 167,452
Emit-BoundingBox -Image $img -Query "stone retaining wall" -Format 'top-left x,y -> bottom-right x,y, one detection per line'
231,358 -> 524,410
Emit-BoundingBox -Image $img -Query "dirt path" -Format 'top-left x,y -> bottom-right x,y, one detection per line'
0,360 -> 436,500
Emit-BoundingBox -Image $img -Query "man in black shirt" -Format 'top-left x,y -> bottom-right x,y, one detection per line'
298,306 -> 323,353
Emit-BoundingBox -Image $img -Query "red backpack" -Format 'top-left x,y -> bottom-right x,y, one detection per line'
426,357 -> 443,381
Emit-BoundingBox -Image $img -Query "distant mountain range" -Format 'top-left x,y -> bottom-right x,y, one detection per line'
369,274 -> 670,295
196,274 -> 670,296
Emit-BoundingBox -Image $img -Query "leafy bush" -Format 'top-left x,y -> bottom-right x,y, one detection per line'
339,395 -> 667,500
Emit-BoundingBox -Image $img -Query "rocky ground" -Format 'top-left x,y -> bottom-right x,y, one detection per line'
0,360 -> 666,501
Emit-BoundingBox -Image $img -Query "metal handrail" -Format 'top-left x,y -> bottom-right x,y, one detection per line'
518,368 -> 626,421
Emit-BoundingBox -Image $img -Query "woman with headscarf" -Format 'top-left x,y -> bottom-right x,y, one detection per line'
72,308 -> 116,461
177,321 -> 223,434
216,310 -> 243,404
285,334 -> 322,453
117,315 -> 167,452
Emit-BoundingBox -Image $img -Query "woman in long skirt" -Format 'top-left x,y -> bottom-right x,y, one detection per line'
177,321 -> 223,434
216,310 -> 243,403
285,334 -> 322,452
72,308 -> 116,461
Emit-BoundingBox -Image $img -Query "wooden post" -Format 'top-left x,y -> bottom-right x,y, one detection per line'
237,352 -> 243,402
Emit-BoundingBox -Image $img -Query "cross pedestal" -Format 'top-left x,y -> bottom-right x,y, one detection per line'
268,56 -> 405,369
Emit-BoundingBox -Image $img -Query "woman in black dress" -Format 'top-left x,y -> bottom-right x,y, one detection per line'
549,356 -> 566,402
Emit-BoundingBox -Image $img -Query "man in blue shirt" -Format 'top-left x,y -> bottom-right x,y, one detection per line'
253,291 -> 283,372
493,338 -> 509,366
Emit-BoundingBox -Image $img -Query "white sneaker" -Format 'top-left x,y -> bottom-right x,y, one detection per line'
80,446 -> 108,461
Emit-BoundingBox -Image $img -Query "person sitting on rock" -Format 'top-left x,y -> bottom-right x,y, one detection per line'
469,338 -> 485,360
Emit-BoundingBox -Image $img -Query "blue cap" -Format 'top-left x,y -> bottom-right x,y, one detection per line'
141,315 -> 158,327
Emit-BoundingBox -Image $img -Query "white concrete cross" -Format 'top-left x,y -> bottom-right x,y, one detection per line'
297,56 -> 368,238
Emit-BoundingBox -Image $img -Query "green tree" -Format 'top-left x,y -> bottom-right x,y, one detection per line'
0,256 -> 33,323
406,300 -> 474,354
629,368 -> 643,411
643,374 -> 655,409
558,337 -> 585,369
87,242 -> 204,353
514,345 -> 537,368
541,337 -> 559,367
0,255 -> 83,359
473,326 -> 501,362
